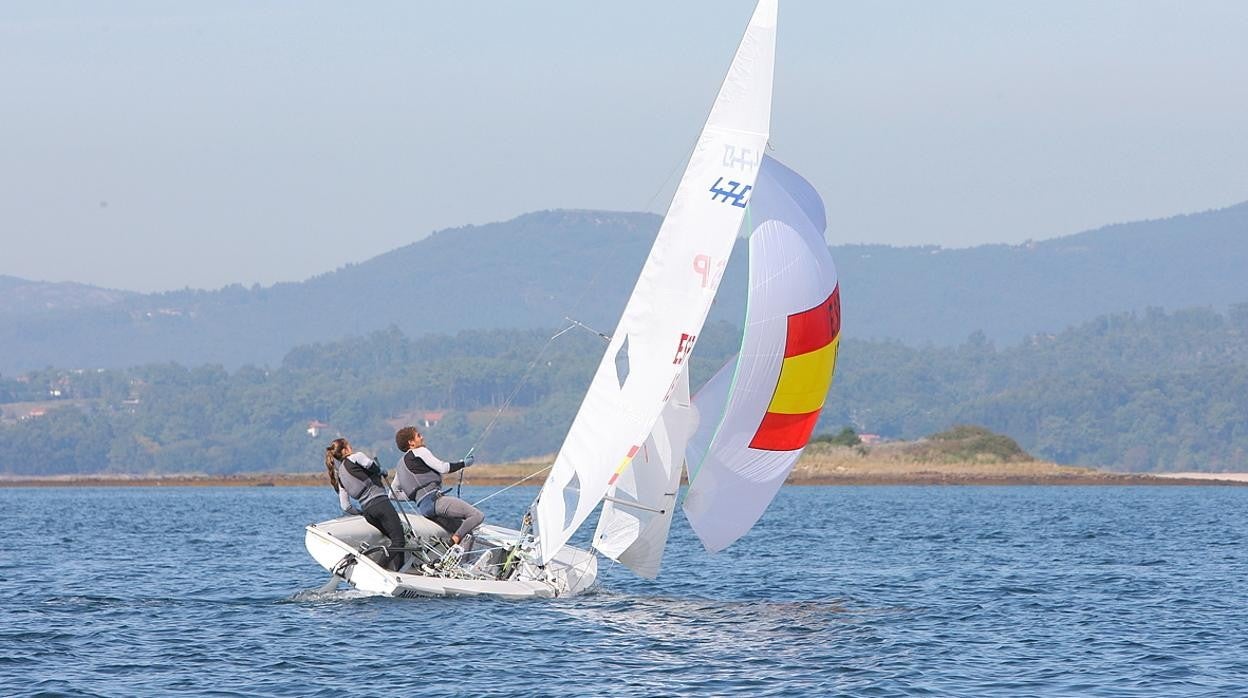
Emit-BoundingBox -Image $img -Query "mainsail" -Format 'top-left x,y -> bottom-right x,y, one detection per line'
683,155 -> 841,553
533,0 -> 777,563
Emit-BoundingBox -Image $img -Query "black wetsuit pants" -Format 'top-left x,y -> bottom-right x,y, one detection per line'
362,498 -> 406,571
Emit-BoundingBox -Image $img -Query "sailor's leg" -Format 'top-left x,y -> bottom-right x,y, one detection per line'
434,496 -> 485,549
432,515 -> 458,537
363,499 -> 407,571
361,506 -> 385,535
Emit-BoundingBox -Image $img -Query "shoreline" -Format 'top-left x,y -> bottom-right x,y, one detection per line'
8,436 -> 1241,489
2,467 -> 1246,489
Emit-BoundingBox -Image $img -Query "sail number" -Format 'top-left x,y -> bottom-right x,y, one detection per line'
673,332 -> 697,365
722,145 -> 761,171
709,177 -> 751,208
692,253 -> 727,289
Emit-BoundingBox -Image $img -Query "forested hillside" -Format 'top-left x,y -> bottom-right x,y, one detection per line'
826,305 -> 1248,471
2,200 -> 1246,373
3,305 -> 1245,475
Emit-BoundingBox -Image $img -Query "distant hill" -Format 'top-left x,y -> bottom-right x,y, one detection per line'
0,211 -> 660,374
0,276 -> 135,317
2,201 -> 1246,374
842,200 -> 1248,348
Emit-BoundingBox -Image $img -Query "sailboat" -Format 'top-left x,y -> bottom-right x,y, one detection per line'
304,0 -> 840,598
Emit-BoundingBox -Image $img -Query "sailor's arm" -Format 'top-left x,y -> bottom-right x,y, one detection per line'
408,447 -> 469,474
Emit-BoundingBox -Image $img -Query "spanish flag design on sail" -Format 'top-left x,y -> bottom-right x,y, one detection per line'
749,285 -> 841,451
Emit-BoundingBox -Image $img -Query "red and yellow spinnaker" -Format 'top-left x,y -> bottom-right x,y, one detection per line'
749,286 -> 841,451
683,155 -> 841,553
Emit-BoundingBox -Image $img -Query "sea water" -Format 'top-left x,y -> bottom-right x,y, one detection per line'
1,485 -> 1246,696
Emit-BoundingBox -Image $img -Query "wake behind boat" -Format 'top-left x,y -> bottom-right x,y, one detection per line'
306,0 -> 841,599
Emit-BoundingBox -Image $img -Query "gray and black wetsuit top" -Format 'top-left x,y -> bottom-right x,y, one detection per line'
335,452 -> 387,510
394,447 -> 467,504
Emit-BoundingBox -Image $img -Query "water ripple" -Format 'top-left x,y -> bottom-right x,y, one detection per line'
1,485 -> 1247,696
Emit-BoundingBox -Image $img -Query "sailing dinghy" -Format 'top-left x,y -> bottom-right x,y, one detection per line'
305,0 -> 839,599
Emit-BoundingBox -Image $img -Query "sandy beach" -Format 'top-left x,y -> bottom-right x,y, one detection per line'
1153,472 -> 1248,483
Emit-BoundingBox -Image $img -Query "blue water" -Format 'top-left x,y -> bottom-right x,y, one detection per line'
2,485 -> 1247,697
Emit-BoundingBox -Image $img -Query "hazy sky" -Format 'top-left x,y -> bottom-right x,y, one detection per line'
3,1 -> 1246,292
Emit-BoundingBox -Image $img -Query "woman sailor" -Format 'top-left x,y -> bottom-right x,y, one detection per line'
393,426 -> 484,555
325,437 -> 407,572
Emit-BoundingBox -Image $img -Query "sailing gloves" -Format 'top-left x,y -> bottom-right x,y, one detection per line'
463,454 -> 475,467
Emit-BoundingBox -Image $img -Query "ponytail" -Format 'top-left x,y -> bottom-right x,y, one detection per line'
324,438 -> 348,491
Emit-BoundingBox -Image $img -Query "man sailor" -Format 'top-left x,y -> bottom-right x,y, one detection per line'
393,426 -> 484,555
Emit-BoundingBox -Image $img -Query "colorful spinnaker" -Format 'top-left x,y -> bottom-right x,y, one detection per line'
683,155 -> 840,553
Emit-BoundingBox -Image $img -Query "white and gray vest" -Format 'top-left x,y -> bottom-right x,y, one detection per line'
335,452 -> 387,509
394,447 -> 466,503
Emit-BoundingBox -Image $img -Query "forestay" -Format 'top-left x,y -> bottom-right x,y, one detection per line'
683,155 -> 841,553
533,0 -> 778,563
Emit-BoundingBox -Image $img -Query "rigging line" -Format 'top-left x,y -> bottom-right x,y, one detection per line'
638,167 -> 681,218
534,137 -> 683,376
553,151 -> 683,332
462,320 -> 578,461
563,316 -> 611,342
472,463 -> 553,508
383,477 -> 419,544
556,88 -> 695,327
640,134 -> 697,215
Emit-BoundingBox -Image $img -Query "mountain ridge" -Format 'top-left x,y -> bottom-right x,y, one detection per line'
2,200 -> 1245,374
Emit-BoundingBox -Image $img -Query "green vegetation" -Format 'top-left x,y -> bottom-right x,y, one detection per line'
0,324 -> 739,476
812,427 -> 862,447
821,304 -> 1248,472
1,304 -> 1247,476
921,425 -> 1032,463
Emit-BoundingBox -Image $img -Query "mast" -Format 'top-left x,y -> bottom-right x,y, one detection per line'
532,0 -> 778,564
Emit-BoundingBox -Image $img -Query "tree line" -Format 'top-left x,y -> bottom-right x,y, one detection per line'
2,304 -> 1246,476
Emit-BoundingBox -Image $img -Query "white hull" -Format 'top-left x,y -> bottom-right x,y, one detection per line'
304,514 -> 598,599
